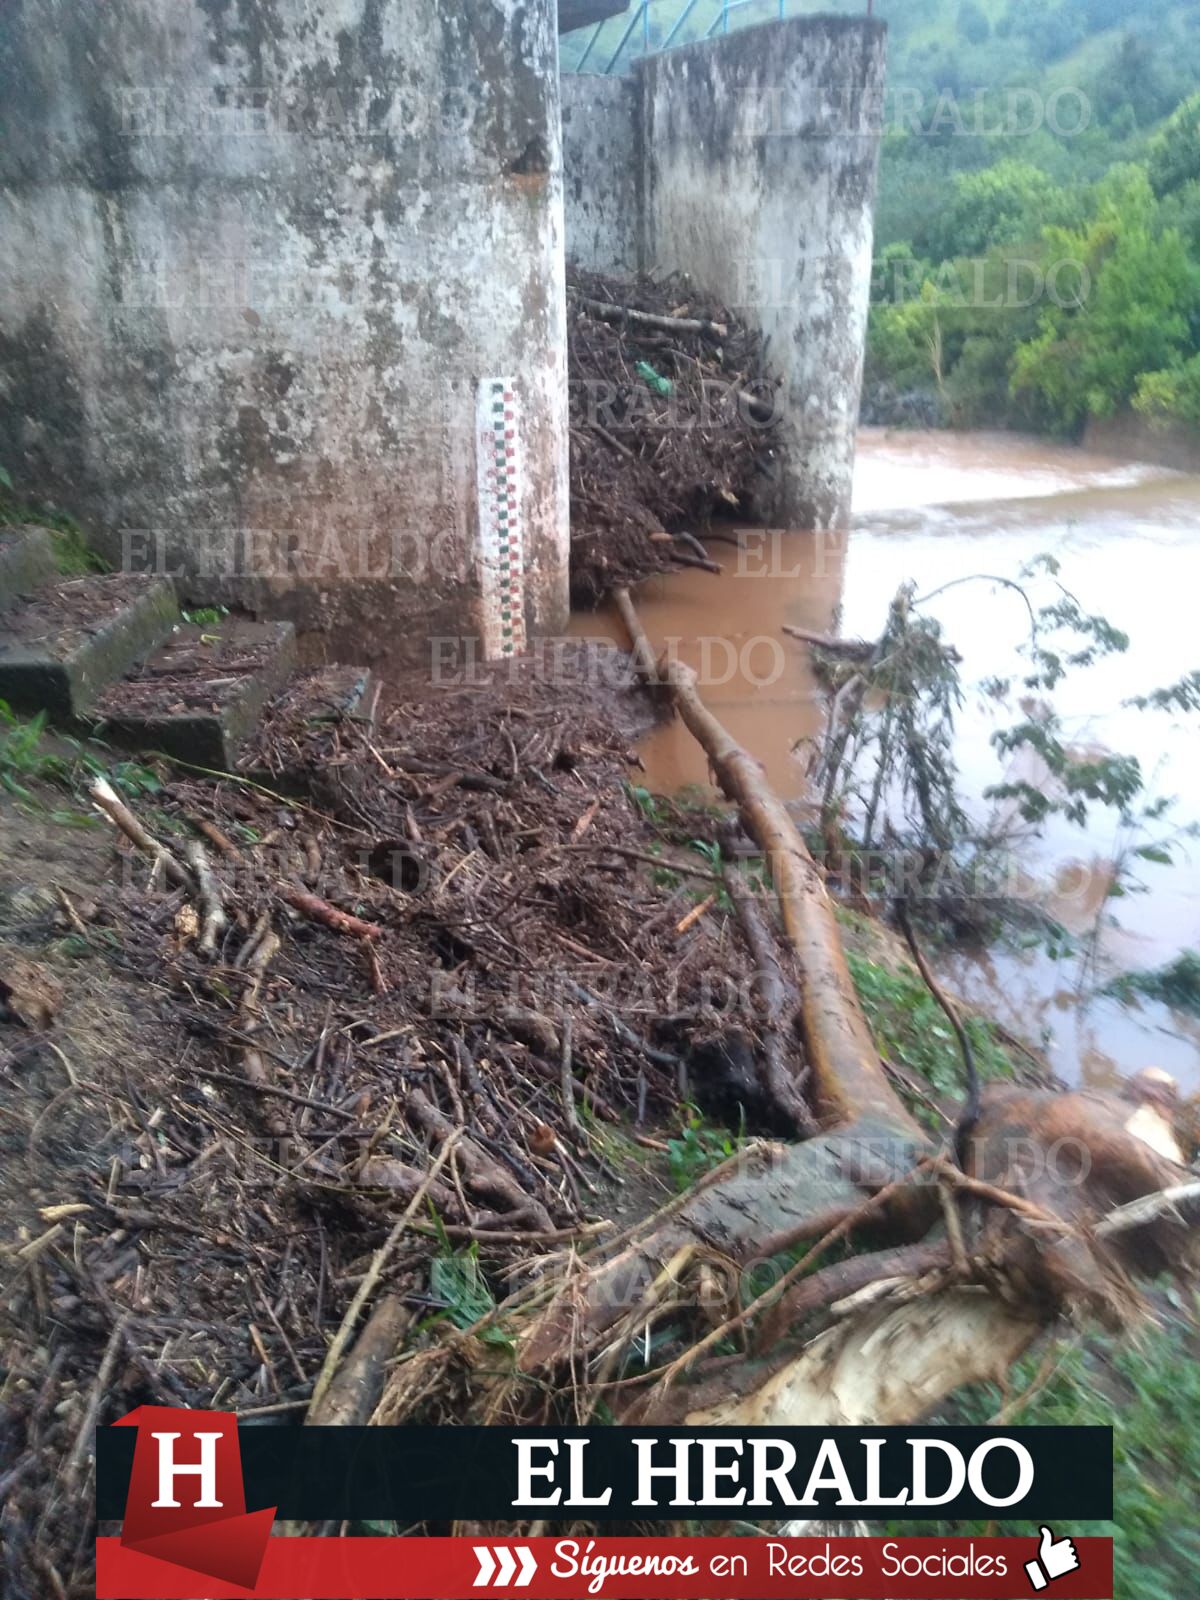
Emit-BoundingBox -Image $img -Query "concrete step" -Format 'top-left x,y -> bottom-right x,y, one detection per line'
263,664 -> 381,736
0,525 -> 57,614
0,573 -> 179,719
237,664 -> 381,790
89,618 -> 298,770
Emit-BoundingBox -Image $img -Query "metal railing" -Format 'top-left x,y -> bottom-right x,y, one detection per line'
566,0 -> 795,76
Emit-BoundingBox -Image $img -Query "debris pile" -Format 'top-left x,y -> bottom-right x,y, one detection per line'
3,638 -> 1197,1592
1,650 -> 800,1592
567,265 -> 780,604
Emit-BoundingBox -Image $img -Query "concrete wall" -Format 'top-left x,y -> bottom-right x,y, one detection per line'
642,18 -> 886,530
564,17 -> 886,530
0,0 -> 570,663
561,75 -> 641,276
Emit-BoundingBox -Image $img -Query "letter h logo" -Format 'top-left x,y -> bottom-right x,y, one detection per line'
112,1406 -> 275,1588
150,1431 -> 224,1509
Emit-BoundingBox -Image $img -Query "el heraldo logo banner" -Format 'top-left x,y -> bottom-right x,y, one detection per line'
96,1409 -> 1116,1598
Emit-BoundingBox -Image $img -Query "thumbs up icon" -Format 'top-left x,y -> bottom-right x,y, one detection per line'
1025,1526 -> 1081,1590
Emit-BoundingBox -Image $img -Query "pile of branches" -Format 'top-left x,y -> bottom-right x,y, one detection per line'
6,627 -> 1197,1589
378,595 -> 1200,1440
1,648 -> 824,1593
567,265 -> 780,604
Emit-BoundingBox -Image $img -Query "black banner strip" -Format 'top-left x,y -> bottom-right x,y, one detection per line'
97,1424 -> 1113,1523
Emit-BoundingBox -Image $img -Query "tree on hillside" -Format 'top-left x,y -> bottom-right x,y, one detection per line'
1092,33 -> 1174,130
925,160 -> 1057,261
1008,0 -> 1087,62
1135,351 -> 1200,425
1010,166 -> 1200,429
1148,91 -> 1200,196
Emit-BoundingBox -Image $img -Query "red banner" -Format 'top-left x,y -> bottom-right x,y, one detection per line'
97,1533 -> 1113,1598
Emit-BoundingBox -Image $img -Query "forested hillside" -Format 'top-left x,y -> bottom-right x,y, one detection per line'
860,0 -> 1200,431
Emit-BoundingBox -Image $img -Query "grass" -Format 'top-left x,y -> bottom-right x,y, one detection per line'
426,1237 -> 514,1351
887,1305 -> 1200,1600
41,513 -> 108,576
0,700 -> 162,810
845,946 -> 1015,1120
625,785 -> 775,910
47,928 -> 120,961
1,470 -> 108,575
625,780 -> 725,828
626,782 -> 670,826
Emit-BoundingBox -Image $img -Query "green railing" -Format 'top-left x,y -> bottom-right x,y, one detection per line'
563,0 -> 812,76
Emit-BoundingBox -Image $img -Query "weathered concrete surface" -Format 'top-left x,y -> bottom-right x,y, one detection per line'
0,526 -> 57,613
638,17 -> 887,529
0,1 -> 570,664
561,75 -> 641,276
0,574 -> 179,718
90,617 -> 298,768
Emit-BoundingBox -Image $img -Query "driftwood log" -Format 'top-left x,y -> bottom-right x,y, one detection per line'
575,294 -> 729,342
613,586 -> 922,1141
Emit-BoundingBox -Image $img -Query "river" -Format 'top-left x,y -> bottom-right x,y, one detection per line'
571,427 -> 1200,1094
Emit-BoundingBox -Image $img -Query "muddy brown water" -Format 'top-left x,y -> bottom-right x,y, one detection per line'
570,427 -> 1200,1094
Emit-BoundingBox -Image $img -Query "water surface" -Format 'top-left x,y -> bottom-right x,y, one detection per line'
571,427 -> 1200,1091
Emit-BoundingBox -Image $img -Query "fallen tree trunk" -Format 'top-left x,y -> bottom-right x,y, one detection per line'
474,594 -> 1196,1428
511,1131 -> 928,1378
465,588 -> 936,1386
685,1286 -> 1041,1426
369,590 -> 1199,1440
307,1296 -> 413,1427
781,624 -> 875,660
612,586 -> 921,1139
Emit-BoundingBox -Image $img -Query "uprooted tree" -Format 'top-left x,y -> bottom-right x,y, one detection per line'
797,559 -> 1198,949
362,589 -> 1200,1438
69,579 -> 1198,1449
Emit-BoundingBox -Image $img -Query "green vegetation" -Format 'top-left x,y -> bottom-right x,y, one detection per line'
42,514 -> 109,576
626,781 -> 672,827
1105,948 -> 1200,1014
428,1246 -> 510,1341
623,781 -> 745,903
0,467 -> 108,574
846,946 -> 1014,1121
811,558 -> 1198,969
667,1104 -> 745,1189
0,700 -> 161,810
892,1308 -> 1200,1600
861,0 -> 1200,433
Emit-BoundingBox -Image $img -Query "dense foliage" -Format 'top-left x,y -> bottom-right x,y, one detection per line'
898,1309 -> 1200,1600
862,0 -> 1200,433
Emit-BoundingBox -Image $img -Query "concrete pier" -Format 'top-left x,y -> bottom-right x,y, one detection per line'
0,0 -> 571,662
